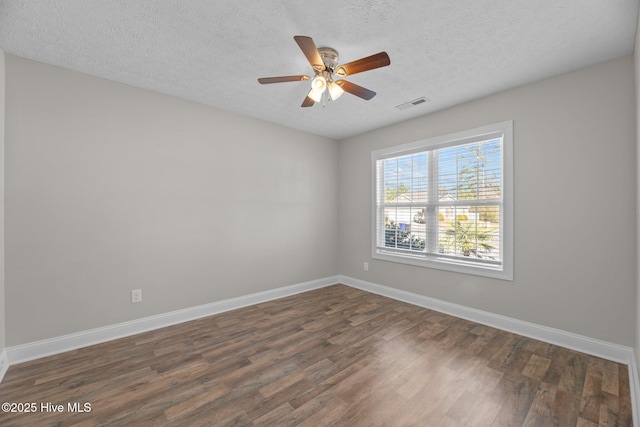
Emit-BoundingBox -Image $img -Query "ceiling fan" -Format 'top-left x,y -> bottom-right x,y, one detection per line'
258,36 -> 390,107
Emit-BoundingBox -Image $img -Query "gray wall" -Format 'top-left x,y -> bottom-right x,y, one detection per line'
3,52 -> 637,352
339,55 -> 636,347
4,55 -> 338,346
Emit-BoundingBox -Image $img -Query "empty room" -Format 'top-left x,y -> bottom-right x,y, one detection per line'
0,1 -> 639,426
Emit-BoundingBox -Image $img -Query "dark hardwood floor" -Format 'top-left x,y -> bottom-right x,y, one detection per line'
0,284 -> 632,426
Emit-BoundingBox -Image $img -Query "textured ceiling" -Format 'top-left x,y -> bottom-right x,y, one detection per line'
0,0 -> 638,140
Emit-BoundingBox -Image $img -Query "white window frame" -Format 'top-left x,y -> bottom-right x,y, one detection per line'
371,121 -> 513,280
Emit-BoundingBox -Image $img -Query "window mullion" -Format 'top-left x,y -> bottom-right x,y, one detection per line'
371,120 -> 512,281
426,150 -> 438,253
376,160 -> 386,248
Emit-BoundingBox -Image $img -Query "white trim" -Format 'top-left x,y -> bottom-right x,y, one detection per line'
0,349 -> 8,383
339,275 -> 634,365
371,120 -> 514,281
346,273 -> 639,423
3,274 -> 638,426
372,251 -> 512,281
4,275 -> 635,365
629,353 -> 640,427
6,276 -> 338,365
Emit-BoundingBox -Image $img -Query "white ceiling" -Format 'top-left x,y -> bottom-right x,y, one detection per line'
0,0 -> 638,140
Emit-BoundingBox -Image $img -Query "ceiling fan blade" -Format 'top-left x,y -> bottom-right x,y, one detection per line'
335,52 -> 390,77
301,95 -> 315,107
258,75 -> 310,84
336,80 -> 376,100
294,36 -> 325,72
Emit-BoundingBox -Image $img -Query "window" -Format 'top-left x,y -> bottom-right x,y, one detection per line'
371,121 -> 513,280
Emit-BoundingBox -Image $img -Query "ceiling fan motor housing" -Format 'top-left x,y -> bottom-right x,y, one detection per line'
318,47 -> 339,72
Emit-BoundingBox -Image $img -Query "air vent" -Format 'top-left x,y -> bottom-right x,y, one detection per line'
395,97 -> 430,111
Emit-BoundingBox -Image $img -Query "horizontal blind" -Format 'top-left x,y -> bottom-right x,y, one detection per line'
376,137 -> 503,266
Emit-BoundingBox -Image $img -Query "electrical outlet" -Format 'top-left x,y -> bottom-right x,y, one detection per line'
364,262 -> 369,271
131,289 -> 142,303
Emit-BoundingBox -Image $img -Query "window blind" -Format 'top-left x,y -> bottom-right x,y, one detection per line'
372,121 -> 513,280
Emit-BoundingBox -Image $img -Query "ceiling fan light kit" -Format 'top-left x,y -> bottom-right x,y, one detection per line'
308,73 -> 328,102
327,80 -> 344,100
258,36 -> 390,107
308,69 -> 344,102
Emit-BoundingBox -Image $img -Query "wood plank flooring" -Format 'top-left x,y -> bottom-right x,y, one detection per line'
0,284 -> 632,426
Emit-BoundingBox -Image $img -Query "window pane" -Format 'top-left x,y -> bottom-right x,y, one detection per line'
383,154 -> 428,203
409,207 -> 426,251
383,207 -> 425,252
383,158 -> 399,202
372,121 -> 512,280
409,152 -> 428,202
456,144 -> 481,201
438,139 -> 502,202
384,206 -> 411,228
478,139 -> 502,200
438,147 -> 458,200
438,206 -> 500,259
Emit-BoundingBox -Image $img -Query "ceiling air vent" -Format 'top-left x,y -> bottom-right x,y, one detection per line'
395,97 -> 430,111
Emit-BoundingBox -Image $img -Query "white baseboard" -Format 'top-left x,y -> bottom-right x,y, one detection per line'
629,354 -> 640,427
338,275 -> 639,425
339,275 -> 634,365
0,349 -> 8,383
3,274 -> 639,425
343,275 -> 640,426
6,276 -> 339,365
6,275 -> 636,365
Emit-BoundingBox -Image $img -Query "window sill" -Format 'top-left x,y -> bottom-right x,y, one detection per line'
372,249 -> 513,281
